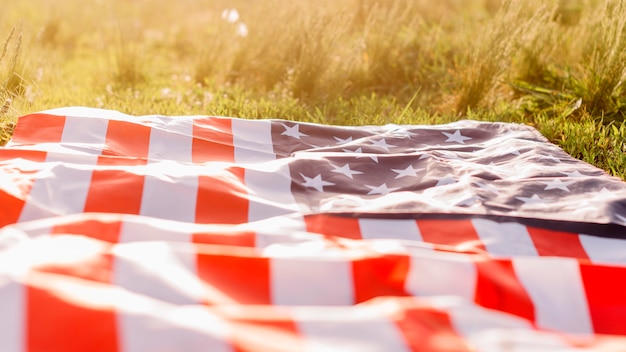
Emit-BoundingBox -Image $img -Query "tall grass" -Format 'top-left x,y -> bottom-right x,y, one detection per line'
509,0 -> 626,121
572,1 -> 626,119
0,26 -> 23,142
0,27 -> 23,101
0,0 -> 625,178
454,0 -> 533,115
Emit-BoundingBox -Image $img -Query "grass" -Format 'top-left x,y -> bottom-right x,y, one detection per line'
0,0 -> 625,179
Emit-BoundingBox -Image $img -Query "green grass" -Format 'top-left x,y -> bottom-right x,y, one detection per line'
0,0 -> 625,179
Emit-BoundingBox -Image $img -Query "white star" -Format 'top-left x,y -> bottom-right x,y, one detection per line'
436,150 -> 464,160
342,147 -> 378,163
575,188 -> 615,213
560,170 -> 585,178
543,179 -> 573,192
300,173 -> 334,192
501,148 -> 521,156
475,182 -> 499,194
365,183 -> 400,195
435,175 -> 457,187
331,164 -> 363,179
418,154 -> 431,160
516,194 -> 547,205
513,162 -> 544,175
540,154 -> 561,163
442,130 -> 471,144
334,136 -> 353,144
457,195 -> 483,207
370,138 -> 395,151
391,165 -> 423,179
385,125 -> 416,139
281,124 -> 308,139
573,199 -> 595,214
589,188 -> 614,201
309,143 -> 331,149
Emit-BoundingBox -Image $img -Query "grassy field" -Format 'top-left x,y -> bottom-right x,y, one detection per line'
1,0 -> 625,178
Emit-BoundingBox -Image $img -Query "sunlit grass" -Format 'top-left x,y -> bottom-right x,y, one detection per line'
0,0 -> 625,179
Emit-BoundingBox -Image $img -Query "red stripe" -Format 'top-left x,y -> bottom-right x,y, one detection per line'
474,259 -> 535,323
33,252 -> 115,285
0,169 -> 39,227
195,245 -> 271,304
394,301 -> 470,352
26,244 -> 118,352
417,219 -> 486,253
304,215 -> 362,240
101,119 -> 151,159
83,169 -> 145,215
83,119 -> 151,215
527,227 -> 589,259
196,167 -> 249,224
192,117 -> 235,163
230,312 -> 304,352
192,227 -> 256,247
10,114 -> 66,144
0,150 -> 42,228
26,275 -> 118,352
352,254 -> 411,303
0,188 -> 26,228
580,263 -> 626,334
0,149 -> 47,162
51,217 -> 122,243
566,334 -> 626,349
97,155 -> 148,166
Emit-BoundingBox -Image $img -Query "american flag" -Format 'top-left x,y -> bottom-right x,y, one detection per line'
1,106 -> 626,351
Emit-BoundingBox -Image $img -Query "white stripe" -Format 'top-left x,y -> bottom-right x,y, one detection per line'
232,118 -> 276,163
139,162 -> 198,223
245,161 -> 301,222
61,114 -> 109,150
0,275 -> 23,352
359,219 -> 423,241
119,217 -> 194,243
579,234 -> 626,265
147,117 -> 194,162
441,298 -> 575,351
9,217 -> 55,238
18,154 -> 97,222
405,250 -> 476,300
270,257 -> 354,306
118,303 -> 233,352
113,240 -> 205,305
253,216 -> 309,249
470,332 -> 577,352
294,307 -> 410,352
471,219 -> 538,257
513,257 -> 593,334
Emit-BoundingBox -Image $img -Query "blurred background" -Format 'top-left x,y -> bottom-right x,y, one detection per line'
1,0 -> 625,177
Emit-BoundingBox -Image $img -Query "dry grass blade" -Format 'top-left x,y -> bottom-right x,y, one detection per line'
0,27 -> 16,65
1,26 -> 24,97
0,118 -> 15,146
0,97 -> 10,115
7,31 -> 22,75
0,96 -> 14,146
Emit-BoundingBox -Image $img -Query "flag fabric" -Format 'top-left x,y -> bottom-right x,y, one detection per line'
2,106 -> 626,351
